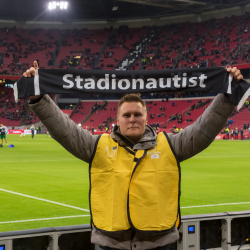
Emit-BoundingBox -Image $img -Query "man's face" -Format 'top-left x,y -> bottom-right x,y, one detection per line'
117,102 -> 147,143
0,124 -> 2,127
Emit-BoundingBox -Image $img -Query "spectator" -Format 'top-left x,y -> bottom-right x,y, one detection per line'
240,129 -> 244,139
231,129 -> 234,139
235,128 -> 239,139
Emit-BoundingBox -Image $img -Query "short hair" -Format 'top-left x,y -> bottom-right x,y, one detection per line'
118,94 -> 146,115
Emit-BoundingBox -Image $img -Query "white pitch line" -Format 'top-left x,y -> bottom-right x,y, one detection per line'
181,201 -> 250,209
0,215 -> 90,224
0,188 -> 89,212
3,203 -> 250,224
2,159 -> 79,163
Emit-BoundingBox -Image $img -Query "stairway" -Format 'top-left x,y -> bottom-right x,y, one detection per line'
94,33 -> 112,68
52,33 -> 64,66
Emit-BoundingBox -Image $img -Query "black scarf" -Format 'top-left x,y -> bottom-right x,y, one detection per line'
14,67 -> 250,109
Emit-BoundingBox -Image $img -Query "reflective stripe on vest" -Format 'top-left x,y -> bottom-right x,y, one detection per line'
89,132 -> 181,232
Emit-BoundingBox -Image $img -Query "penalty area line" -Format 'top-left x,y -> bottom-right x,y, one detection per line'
0,188 -> 89,212
0,215 -> 90,224
181,201 -> 250,209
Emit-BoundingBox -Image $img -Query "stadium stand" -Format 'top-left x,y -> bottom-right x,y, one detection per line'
1,13 -> 250,134
1,13 -> 250,75
70,101 -> 99,125
100,27 -> 149,70
0,86 -> 26,126
81,101 -> 117,130
55,29 -> 110,69
0,28 -> 61,74
226,97 -> 250,130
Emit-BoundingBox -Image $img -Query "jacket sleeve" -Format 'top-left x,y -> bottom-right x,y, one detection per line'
29,94 -> 98,163
168,94 -> 235,162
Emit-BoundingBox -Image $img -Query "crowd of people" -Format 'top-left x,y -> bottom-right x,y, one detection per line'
221,99 -> 250,139
0,91 -> 26,122
137,13 -> 250,70
147,98 -> 211,130
1,13 -> 250,74
223,126 -> 249,140
0,27 -> 59,74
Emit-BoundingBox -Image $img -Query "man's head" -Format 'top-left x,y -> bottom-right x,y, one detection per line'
0,124 -> 3,127
117,94 -> 147,144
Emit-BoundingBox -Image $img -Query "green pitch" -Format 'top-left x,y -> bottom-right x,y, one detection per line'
0,134 -> 250,233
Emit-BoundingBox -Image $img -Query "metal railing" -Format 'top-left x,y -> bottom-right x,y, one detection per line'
1,211 -> 250,250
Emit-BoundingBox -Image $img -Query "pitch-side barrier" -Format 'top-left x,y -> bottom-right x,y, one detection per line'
0,211 -> 250,250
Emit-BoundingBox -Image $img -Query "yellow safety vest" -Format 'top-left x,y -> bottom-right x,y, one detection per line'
90,132 -> 181,232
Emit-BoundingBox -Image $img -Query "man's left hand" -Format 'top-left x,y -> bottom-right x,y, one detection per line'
227,67 -> 243,81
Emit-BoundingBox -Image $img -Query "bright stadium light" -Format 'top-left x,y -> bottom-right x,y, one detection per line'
60,1 -> 68,9
48,2 -> 53,9
48,1 -> 68,10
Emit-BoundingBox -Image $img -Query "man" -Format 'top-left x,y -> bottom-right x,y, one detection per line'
0,124 -> 8,147
235,128 -> 239,139
23,62 -> 243,250
20,127 -> 25,138
30,124 -> 35,139
231,129 -> 234,140
245,100 -> 249,108
225,127 -> 230,139
240,128 -> 244,140
46,129 -> 51,137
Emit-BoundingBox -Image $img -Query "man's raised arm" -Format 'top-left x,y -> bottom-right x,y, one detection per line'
24,62 -> 98,163
169,67 -> 243,162
23,61 -> 41,101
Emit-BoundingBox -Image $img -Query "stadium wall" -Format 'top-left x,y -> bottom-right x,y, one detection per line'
1,211 -> 250,250
1,4 -> 250,30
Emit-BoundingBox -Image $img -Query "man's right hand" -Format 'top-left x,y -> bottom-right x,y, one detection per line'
23,61 -> 41,101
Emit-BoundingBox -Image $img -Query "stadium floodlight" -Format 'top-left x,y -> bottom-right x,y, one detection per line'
48,2 -> 53,9
112,6 -> 118,11
48,1 -> 68,10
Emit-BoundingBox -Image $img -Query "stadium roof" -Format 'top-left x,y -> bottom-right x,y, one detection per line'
1,0 -> 250,22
